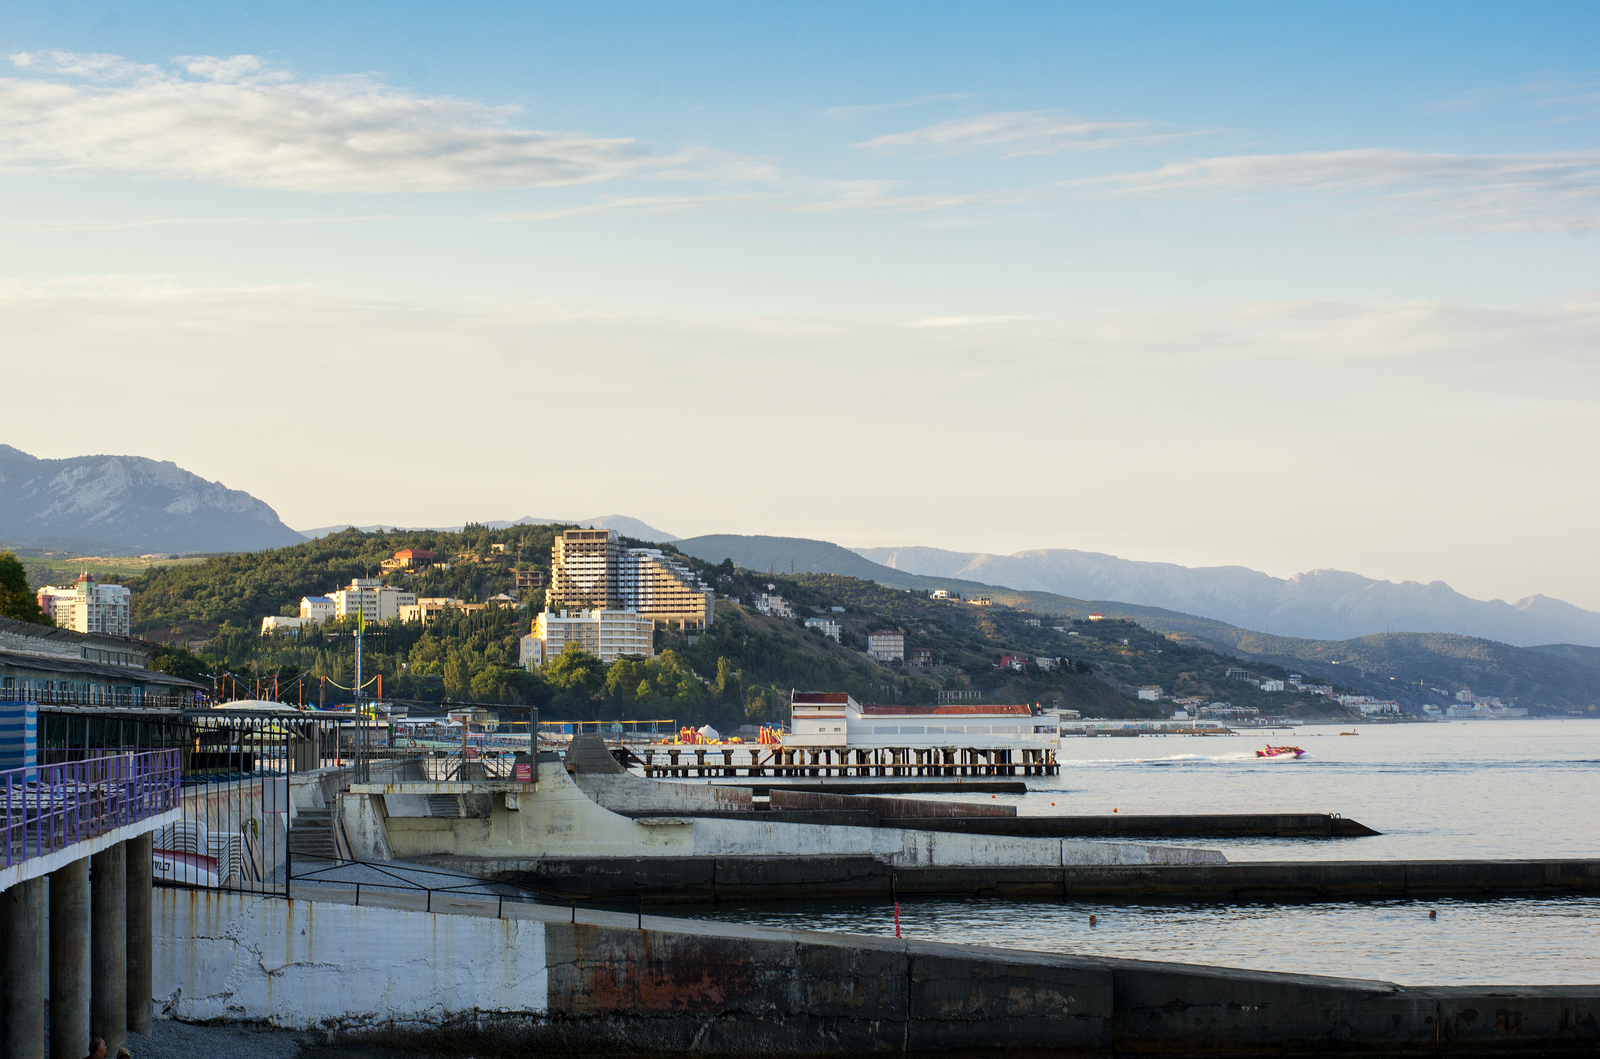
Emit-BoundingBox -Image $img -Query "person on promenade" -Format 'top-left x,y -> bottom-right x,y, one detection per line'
83,1039 -> 106,1059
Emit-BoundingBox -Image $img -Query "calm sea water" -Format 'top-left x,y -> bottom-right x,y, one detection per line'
675,719 -> 1600,984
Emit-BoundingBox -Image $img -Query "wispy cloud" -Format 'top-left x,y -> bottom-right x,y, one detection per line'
0,50 -> 654,192
1078,149 -> 1600,232
859,110 -> 1203,156
4,214 -> 396,232
1429,72 -> 1600,122
823,93 -> 973,120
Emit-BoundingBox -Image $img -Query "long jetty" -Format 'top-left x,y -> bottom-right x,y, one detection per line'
495,855 -> 1600,903
640,743 -> 1059,778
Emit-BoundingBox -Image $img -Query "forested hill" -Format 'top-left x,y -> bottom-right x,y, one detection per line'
128,524 -> 564,641
109,528 -> 1598,725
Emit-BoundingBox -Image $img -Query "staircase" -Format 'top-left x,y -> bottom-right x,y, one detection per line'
288,807 -> 337,861
427,794 -> 462,818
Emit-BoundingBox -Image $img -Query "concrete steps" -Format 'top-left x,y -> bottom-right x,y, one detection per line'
427,794 -> 463,818
288,807 -> 336,860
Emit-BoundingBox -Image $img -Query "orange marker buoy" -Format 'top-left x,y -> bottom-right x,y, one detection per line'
1112,808 -> 1118,813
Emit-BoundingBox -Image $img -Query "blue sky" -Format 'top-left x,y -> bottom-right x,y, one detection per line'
4,2 -> 1599,606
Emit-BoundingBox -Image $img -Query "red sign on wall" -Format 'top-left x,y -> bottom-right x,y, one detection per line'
514,762 -> 533,783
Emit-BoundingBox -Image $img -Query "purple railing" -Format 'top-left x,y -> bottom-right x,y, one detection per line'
2,749 -> 182,868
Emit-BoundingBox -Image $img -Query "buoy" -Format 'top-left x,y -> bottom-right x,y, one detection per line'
1429,910 -> 1437,919
1112,808 -> 1118,813
1089,915 -> 1098,926
1050,802 -> 1056,806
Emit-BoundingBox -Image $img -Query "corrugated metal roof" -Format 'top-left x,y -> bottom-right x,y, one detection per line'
0,650 -> 203,687
792,692 -> 850,704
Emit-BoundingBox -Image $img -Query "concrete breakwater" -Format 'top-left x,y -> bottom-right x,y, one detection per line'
154,886 -> 1599,1055
343,748 -> 1226,870
457,854 -> 1600,903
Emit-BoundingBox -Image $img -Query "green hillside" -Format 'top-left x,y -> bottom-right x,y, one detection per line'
1525,643 -> 1600,673
677,533 -> 1600,714
90,527 -> 1599,722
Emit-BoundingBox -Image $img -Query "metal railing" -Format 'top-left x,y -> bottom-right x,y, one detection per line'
0,686 -> 204,709
2,749 -> 181,868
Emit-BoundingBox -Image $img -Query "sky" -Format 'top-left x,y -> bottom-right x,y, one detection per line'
3,1 -> 1599,607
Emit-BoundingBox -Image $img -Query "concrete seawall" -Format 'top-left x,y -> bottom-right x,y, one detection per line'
452,855 -> 1600,902
154,887 -> 1599,1055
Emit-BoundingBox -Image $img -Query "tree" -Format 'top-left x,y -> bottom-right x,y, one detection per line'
147,643 -> 209,683
543,642 -> 606,700
0,552 -> 48,624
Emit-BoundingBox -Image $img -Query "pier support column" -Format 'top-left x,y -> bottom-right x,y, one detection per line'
90,843 -> 126,1055
125,833 -> 153,1035
49,859 -> 91,1059
1,876 -> 48,1059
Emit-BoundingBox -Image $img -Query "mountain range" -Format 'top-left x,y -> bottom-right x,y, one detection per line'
5,442 -> 1595,650
0,445 -> 303,555
677,534 -> 1600,650
854,546 -> 1600,648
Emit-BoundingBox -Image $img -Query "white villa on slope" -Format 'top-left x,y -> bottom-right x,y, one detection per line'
786,691 -> 1059,749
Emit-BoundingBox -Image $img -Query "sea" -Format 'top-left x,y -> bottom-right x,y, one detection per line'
672,719 -> 1600,985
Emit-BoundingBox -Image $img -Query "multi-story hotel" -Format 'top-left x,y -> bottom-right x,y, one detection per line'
545,529 -> 712,631
327,578 -> 417,622
519,608 -> 656,667
36,573 -> 132,638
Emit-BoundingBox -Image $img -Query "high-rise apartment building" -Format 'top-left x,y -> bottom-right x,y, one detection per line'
36,573 -> 131,637
546,529 -> 712,630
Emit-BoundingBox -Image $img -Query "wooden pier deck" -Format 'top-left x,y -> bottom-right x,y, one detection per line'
638,744 -> 1058,780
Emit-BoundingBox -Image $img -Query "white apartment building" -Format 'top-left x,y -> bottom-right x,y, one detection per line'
301,596 -> 337,623
753,593 -> 795,618
867,629 -> 904,663
327,579 -> 416,622
804,617 -> 842,642
37,574 -> 132,638
521,608 -> 656,668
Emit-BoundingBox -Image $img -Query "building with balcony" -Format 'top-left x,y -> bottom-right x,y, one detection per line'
36,573 -> 131,638
546,529 -> 712,630
327,579 -> 417,623
804,617 -> 842,642
867,629 -> 905,663
520,608 -> 656,667
0,615 -> 205,708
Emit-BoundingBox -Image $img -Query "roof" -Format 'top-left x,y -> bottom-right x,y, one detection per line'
792,692 -> 850,705
394,549 -> 436,559
868,630 -> 902,636
0,650 -> 204,688
0,614 -> 147,656
861,704 -> 1032,716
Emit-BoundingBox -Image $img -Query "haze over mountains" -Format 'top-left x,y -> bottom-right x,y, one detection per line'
5,444 -> 1595,650
0,445 -> 303,554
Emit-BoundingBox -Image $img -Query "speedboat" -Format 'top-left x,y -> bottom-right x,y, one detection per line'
1256,744 -> 1308,759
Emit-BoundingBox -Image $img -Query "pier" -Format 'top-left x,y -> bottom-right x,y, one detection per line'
639,743 -> 1059,779
493,854 -> 1600,903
